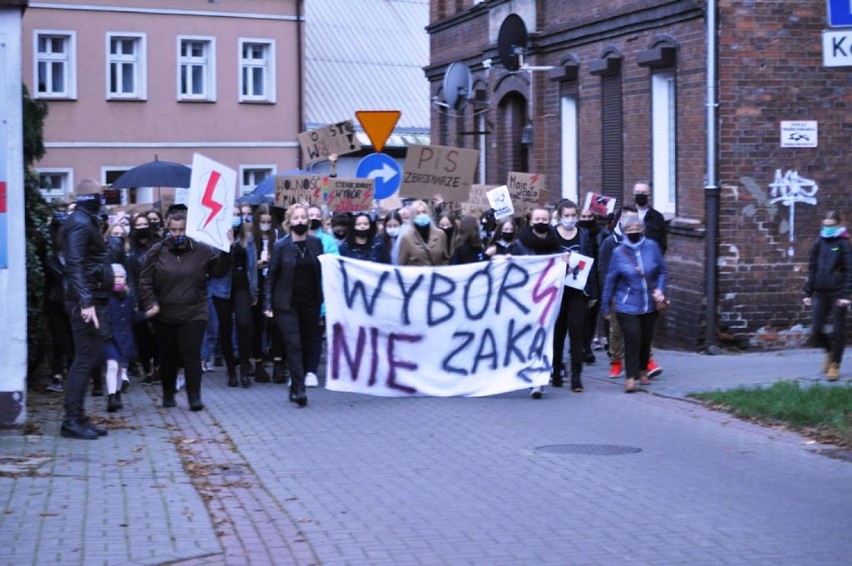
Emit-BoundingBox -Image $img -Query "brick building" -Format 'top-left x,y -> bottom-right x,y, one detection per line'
427,0 -> 851,350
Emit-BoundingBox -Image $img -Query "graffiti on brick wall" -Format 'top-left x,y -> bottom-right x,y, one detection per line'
768,169 -> 818,244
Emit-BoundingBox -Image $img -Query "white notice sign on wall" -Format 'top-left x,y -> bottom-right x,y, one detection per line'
780,121 -> 817,148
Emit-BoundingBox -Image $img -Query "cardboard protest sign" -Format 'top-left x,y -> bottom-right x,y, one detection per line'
583,192 -> 616,217
507,172 -> 547,216
486,185 -> 514,219
319,254 -> 565,397
274,175 -> 326,207
325,177 -> 375,213
460,184 -> 494,216
401,144 -> 478,202
563,251 -> 595,291
186,153 -> 236,252
299,120 -> 361,166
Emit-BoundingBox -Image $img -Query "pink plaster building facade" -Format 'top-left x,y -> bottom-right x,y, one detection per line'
23,0 -> 302,203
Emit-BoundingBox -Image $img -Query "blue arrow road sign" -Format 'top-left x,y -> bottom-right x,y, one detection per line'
356,153 -> 402,200
828,0 -> 852,27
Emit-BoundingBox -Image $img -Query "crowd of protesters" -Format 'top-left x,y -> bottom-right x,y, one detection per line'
46,176 -> 677,440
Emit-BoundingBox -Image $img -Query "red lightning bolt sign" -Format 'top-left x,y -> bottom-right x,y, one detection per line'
201,171 -> 222,229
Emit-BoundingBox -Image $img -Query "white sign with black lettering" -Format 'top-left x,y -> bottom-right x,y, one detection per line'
780,121 -> 818,148
823,30 -> 852,67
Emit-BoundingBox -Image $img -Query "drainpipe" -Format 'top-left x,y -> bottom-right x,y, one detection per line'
704,0 -> 720,352
296,0 -> 304,169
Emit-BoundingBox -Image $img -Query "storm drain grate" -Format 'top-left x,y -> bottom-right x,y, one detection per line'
535,444 -> 642,456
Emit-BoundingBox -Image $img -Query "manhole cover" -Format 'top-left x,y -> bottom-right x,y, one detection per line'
535,444 -> 642,456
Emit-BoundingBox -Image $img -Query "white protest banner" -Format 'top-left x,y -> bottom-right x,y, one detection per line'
319,254 -> 565,397
186,153 -> 236,252
506,172 -> 547,216
563,251 -> 594,291
299,120 -> 362,166
325,177 -> 375,213
401,144 -> 479,202
583,192 -> 616,217
486,185 -> 514,219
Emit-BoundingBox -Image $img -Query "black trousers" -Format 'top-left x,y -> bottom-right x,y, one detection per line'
552,288 -> 588,377
811,293 -> 848,364
132,319 -> 158,374
274,302 -> 321,395
63,301 -> 107,421
213,282 -> 253,372
616,311 -> 659,380
47,302 -> 73,376
154,319 -> 207,397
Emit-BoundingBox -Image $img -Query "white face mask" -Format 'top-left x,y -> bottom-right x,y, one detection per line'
259,222 -> 272,231
560,218 -> 577,230
385,227 -> 400,237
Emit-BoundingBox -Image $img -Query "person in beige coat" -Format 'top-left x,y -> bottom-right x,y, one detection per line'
397,200 -> 450,266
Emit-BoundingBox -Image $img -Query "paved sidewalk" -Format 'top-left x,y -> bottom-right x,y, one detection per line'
1,347 -> 850,565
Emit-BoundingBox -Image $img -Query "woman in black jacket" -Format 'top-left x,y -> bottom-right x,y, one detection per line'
339,212 -> 390,264
803,210 -> 852,381
450,216 -> 488,264
263,204 -> 324,406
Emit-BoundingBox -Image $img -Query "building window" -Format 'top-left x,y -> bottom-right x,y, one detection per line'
241,166 -> 275,195
37,169 -> 73,202
107,33 -> 146,100
560,95 -> 579,202
600,73 -> 623,201
239,39 -> 275,103
652,71 -> 677,215
34,31 -> 76,99
178,37 -> 216,101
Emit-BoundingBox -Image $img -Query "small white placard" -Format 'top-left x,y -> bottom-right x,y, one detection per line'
780,121 -> 817,148
563,252 -> 595,291
486,185 -> 514,219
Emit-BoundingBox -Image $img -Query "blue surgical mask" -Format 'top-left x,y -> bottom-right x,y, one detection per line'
232,217 -> 242,229
414,213 -> 431,227
821,226 -> 843,239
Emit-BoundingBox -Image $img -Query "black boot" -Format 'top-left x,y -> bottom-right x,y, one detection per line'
239,364 -> 252,388
551,368 -> 564,387
187,392 -> 204,411
227,366 -> 238,387
107,394 -> 120,413
61,418 -> 99,440
570,371 -> 584,393
162,389 -> 176,408
272,360 -> 288,384
114,391 -> 123,410
254,361 -> 271,383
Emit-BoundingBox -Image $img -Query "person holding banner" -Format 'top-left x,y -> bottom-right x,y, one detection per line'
485,217 -> 517,257
550,200 -> 598,392
601,215 -> 667,393
510,206 -> 568,398
263,204 -> 325,407
398,200 -> 450,266
339,212 -> 391,264
138,212 -> 233,411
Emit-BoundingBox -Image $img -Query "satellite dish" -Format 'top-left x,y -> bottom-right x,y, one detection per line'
497,14 -> 528,71
442,62 -> 473,112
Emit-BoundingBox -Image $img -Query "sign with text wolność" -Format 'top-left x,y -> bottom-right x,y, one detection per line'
299,120 -> 361,166
325,177 -> 375,213
507,172 -> 547,217
275,175 -> 327,207
401,144 -> 478,202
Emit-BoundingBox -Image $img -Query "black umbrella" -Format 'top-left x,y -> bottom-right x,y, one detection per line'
111,157 -> 191,189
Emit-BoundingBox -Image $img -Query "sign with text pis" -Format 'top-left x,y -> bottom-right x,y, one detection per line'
299,120 -> 361,166
401,144 -> 479,202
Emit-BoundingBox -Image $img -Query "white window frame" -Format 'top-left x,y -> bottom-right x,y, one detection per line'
239,165 -> 276,195
560,95 -> 579,202
36,168 -> 74,202
33,30 -> 77,99
106,32 -> 147,100
238,38 -> 276,103
177,36 -> 216,102
651,71 -> 677,215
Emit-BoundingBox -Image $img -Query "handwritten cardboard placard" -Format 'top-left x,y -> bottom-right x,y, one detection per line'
274,175 -> 326,207
401,144 -> 479,202
299,120 -> 361,166
507,172 -> 547,216
460,184 -> 494,216
325,177 -> 376,213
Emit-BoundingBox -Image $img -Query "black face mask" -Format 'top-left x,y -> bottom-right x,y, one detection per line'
333,230 -> 346,240
442,227 -> 454,240
291,223 -> 309,236
353,228 -> 370,239
626,232 -> 643,243
76,198 -> 101,216
150,221 -> 161,231
634,194 -> 649,207
577,220 -> 595,230
309,219 -> 323,231
134,227 -> 151,241
532,222 -> 550,235
500,232 -> 514,243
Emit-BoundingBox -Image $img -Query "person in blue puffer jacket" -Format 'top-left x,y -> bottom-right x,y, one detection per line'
601,214 -> 667,393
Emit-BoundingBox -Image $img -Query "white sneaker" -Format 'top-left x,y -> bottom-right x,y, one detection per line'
529,385 -> 544,399
176,370 -> 185,391
121,375 -> 131,392
305,372 -> 319,388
